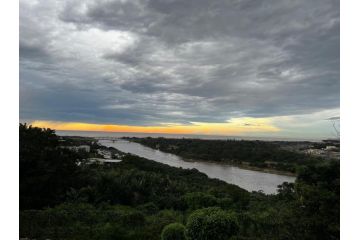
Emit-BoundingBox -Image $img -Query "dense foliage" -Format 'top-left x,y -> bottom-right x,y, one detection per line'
161,223 -> 186,240
186,207 -> 239,240
20,125 -> 339,239
125,137 -> 324,174
20,124 -> 87,209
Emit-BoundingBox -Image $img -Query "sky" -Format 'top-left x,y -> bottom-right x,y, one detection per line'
20,0 -> 340,139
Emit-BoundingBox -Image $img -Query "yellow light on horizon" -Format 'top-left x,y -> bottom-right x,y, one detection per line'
30,118 -> 280,136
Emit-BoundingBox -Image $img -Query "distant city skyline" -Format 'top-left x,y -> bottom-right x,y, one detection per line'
20,0 -> 339,139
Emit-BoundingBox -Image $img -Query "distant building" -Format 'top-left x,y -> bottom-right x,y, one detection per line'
304,149 -> 325,156
304,147 -> 340,160
97,149 -> 112,159
61,145 -> 91,152
325,145 -> 338,151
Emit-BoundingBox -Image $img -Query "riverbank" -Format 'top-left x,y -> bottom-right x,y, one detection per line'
99,139 -> 296,194
123,137 -> 303,176
62,135 -> 296,177
230,163 -> 296,176
181,157 -> 297,176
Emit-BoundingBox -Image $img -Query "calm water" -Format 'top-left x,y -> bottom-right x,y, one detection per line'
99,139 -> 295,194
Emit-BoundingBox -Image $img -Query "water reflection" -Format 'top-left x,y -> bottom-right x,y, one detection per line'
99,139 -> 295,194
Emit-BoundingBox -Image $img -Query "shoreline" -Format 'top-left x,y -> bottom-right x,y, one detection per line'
230,164 -> 296,176
65,136 -> 297,177
180,158 -> 297,177
121,139 -> 298,177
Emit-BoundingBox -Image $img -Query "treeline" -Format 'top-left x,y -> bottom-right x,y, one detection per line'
20,124 -> 339,239
125,137 -> 325,174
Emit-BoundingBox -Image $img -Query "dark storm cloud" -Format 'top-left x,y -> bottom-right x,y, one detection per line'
20,42 -> 50,61
20,0 -> 339,125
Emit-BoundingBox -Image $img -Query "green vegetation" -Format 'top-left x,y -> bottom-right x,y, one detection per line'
186,207 -> 239,240
125,137 -> 326,174
20,124 -> 85,209
20,124 -> 339,239
161,223 -> 186,240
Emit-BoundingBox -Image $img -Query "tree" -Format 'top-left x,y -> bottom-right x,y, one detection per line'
186,207 -> 239,240
20,123 -> 82,209
183,192 -> 218,210
161,223 -> 186,240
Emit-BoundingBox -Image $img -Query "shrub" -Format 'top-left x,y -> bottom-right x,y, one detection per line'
120,211 -> 146,227
137,202 -> 159,215
186,207 -> 239,240
161,223 -> 186,240
183,192 -> 218,210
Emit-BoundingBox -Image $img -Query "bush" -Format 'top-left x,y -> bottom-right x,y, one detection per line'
161,223 -> 186,240
183,192 -> 218,210
137,202 -> 159,215
120,211 -> 146,226
186,207 -> 239,240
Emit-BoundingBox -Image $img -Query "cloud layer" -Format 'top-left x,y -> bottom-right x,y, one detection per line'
20,0 -> 339,136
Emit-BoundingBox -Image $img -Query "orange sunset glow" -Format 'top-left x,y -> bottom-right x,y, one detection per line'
31,118 -> 280,136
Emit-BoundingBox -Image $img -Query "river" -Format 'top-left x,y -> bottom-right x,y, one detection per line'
99,139 -> 295,194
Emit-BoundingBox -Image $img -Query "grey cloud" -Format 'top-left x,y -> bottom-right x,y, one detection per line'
20,42 -> 50,60
20,0 -> 339,127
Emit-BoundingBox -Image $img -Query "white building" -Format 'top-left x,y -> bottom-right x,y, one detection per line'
325,146 -> 338,151
62,145 -> 91,152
